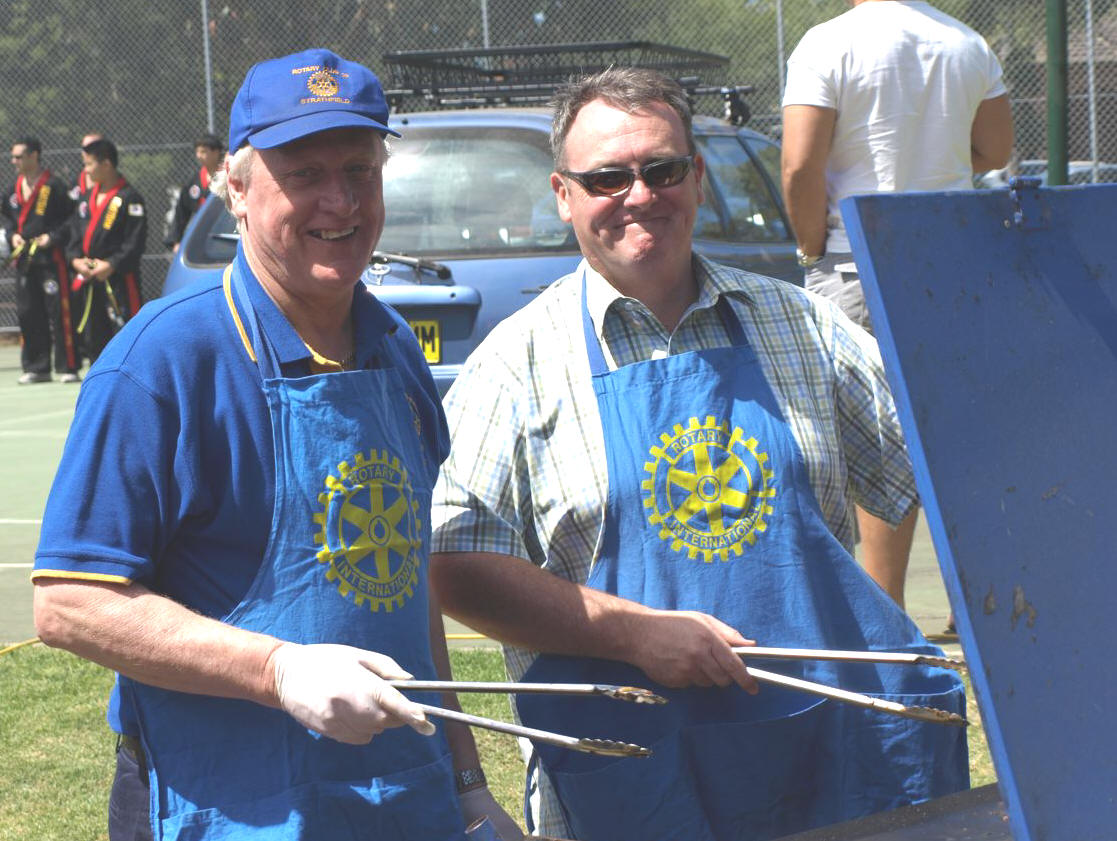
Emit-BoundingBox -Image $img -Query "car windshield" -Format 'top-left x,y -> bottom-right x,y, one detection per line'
380,126 -> 573,256
194,125 -> 789,263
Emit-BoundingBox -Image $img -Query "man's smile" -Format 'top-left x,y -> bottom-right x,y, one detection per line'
311,227 -> 357,241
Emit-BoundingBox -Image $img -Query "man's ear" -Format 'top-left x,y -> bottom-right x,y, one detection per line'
226,162 -> 249,223
691,153 -> 706,206
551,172 -> 573,223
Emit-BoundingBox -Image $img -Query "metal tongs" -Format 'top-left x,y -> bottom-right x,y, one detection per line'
733,646 -> 969,727
389,680 -> 661,757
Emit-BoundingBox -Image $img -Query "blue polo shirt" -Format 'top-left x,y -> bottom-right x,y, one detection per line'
34,246 -> 449,732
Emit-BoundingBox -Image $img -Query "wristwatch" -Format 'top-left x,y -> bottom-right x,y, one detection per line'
455,766 -> 487,793
796,248 -> 823,269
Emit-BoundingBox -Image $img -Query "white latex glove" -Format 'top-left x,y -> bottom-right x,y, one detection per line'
271,642 -> 436,744
459,786 -> 525,840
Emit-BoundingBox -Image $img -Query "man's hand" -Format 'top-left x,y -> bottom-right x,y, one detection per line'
458,786 -> 524,839
270,642 -> 436,745
10,233 -> 25,251
87,258 -> 114,280
628,609 -> 759,693
72,257 -> 111,280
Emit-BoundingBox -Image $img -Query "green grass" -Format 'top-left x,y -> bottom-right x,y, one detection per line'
963,671 -> 997,787
0,645 -> 995,839
0,645 -> 117,841
0,645 -> 522,840
447,648 -> 526,820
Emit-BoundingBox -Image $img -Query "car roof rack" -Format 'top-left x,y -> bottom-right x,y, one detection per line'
383,41 -> 753,125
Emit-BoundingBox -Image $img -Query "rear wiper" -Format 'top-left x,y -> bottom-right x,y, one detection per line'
371,251 -> 452,281
210,235 -> 451,282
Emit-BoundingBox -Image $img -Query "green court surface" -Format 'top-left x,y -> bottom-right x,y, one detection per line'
0,339 -> 81,645
0,338 -> 954,646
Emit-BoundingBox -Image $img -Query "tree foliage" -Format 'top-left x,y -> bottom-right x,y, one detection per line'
0,0 -> 1083,250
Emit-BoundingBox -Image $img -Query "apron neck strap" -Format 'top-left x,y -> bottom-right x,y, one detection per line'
224,262 -> 284,381
715,294 -> 748,346
580,268 -> 749,377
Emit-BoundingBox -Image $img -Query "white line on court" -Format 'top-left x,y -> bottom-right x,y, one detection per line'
0,563 -> 33,568
0,408 -> 76,428
0,519 -> 42,525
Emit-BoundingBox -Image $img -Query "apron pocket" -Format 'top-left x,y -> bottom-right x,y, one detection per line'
817,684 -> 969,819
685,699 -> 828,841
158,752 -> 466,841
547,730 -> 718,841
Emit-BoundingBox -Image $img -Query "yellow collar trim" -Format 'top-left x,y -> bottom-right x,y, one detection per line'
222,264 -> 257,363
305,344 -> 346,373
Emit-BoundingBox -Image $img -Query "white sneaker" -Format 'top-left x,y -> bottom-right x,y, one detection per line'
57,372 -> 81,383
17,372 -> 52,384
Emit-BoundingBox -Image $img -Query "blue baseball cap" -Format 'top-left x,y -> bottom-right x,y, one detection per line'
228,48 -> 400,151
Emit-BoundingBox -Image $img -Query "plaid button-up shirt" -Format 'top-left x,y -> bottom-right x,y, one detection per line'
431,255 -> 917,835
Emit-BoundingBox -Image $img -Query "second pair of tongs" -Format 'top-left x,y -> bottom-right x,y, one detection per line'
390,680 -> 666,705
390,680 -> 659,757
735,646 -> 964,671
732,646 -> 969,728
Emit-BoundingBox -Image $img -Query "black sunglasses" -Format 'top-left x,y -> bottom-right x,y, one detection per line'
560,155 -> 694,197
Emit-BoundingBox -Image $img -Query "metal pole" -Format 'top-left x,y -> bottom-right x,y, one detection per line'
481,0 -> 491,48
776,0 -> 785,103
201,0 -> 216,133
1046,0 -> 1068,185
1085,0 -> 1099,182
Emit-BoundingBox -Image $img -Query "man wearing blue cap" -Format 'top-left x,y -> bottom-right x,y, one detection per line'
32,49 -> 520,841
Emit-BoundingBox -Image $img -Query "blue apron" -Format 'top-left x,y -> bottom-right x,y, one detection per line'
122,258 -> 467,840
516,274 -> 967,841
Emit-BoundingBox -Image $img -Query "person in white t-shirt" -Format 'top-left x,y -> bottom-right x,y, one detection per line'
780,0 -> 1012,613
782,0 -> 1012,326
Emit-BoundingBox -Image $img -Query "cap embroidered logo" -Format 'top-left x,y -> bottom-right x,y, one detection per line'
306,68 -> 340,98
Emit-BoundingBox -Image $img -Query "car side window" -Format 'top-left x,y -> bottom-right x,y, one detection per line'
693,172 -> 725,239
695,135 -> 788,243
198,204 -> 239,265
744,136 -> 784,198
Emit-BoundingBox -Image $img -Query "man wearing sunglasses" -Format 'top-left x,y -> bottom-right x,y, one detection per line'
431,67 -> 965,840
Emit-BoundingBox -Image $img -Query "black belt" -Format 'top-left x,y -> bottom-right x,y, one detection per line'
116,733 -> 146,771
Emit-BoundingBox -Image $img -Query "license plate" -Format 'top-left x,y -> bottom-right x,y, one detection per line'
409,320 -> 441,363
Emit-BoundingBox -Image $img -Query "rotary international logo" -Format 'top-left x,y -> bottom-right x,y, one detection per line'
306,68 -> 339,97
643,416 -> 775,562
313,449 -> 421,611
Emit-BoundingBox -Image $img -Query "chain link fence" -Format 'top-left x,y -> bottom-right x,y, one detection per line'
1,0 -> 1112,333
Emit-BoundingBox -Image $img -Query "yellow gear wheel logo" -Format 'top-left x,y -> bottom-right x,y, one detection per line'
306,69 -> 340,97
313,449 -> 421,611
642,416 -> 776,562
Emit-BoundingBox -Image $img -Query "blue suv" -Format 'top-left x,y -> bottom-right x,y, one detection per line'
164,108 -> 796,395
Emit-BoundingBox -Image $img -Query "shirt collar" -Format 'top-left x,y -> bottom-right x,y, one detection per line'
351,282 -> 398,365
582,260 -> 626,341
231,244 -> 396,368
583,253 -> 757,339
693,253 -> 759,310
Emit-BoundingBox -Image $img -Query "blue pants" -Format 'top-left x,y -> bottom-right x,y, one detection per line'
109,739 -> 152,841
